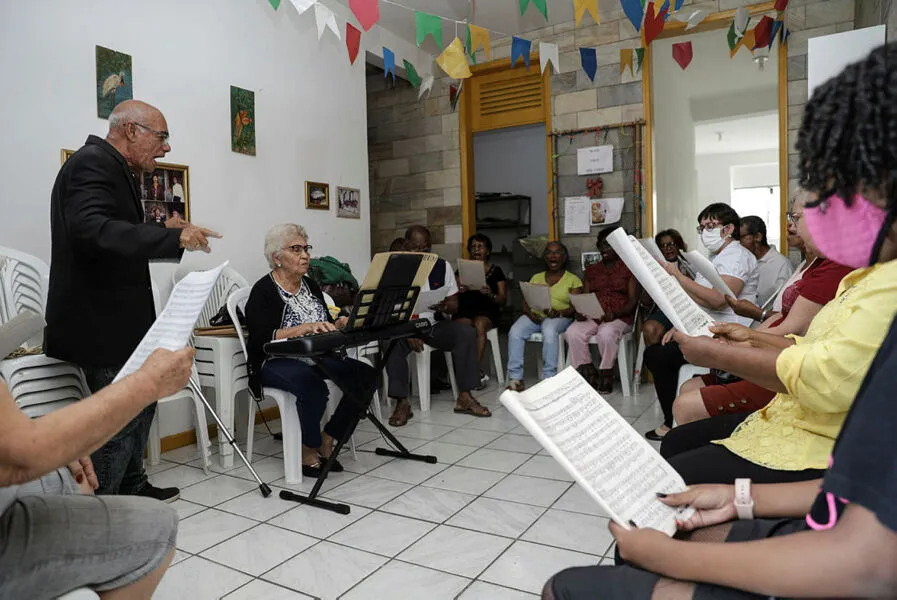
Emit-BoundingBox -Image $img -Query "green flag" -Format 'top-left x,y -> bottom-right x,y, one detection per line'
403,60 -> 422,88
416,11 -> 443,49
519,0 -> 548,20
635,48 -> 645,72
727,22 -> 738,51
268,0 -> 280,9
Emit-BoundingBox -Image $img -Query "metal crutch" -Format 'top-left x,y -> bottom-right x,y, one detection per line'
188,378 -> 272,498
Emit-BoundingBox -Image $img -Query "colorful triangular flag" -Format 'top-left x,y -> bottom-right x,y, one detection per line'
768,19 -> 782,49
289,0 -> 315,14
403,59 -> 421,88
415,11 -> 443,49
672,41 -> 693,69
774,0 -> 789,11
539,42 -> 559,74
620,48 -> 634,76
315,3 -> 340,40
674,9 -> 706,30
419,74 -> 434,100
437,37 -> 472,79
519,0 -> 548,20
753,15 -> 774,49
734,7 -> 750,37
450,82 -> 462,112
350,0 -> 379,32
268,0 -> 281,10
467,24 -> 491,60
730,28 -> 755,58
573,0 -> 600,26
620,0 -> 644,32
580,47 -> 597,81
383,47 -> 396,82
635,47 -> 645,73
643,1 -> 669,46
346,22 -> 361,64
511,36 -> 532,69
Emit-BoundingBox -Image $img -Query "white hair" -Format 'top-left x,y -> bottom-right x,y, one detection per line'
107,100 -> 158,133
264,223 -> 308,269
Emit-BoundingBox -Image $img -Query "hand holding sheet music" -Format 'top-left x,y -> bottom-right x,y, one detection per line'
458,259 -> 488,289
114,262 -> 228,383
570,293 -> 605,319
682,250 -> 735,298
520,282 -> 552,311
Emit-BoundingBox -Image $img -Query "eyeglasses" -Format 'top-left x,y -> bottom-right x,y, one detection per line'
134,122 -> 170,144
284,244 -> 313,255
786,212 -> 802,225
695,222 -> 722,234
659,241 -> 678,249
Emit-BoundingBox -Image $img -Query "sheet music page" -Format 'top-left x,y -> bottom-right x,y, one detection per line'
114,262 -> 227,383
570,293 -> 604,319
413,288 -> 449,315
520,282 -> 552,311
639,238 -> 666,264
683,250 -> 735,298
500,367 -> 693,535
359,252 -> 438,291
458,259 -> 488,289
608,229 -> 713,337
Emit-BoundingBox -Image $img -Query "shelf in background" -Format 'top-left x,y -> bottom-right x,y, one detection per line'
476,222 -> 531,230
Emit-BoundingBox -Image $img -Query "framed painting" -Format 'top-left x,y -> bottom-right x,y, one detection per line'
230,85 -> 256,155
61,149 -> 190,224
306,181 -> 330,210
96,45 -> 133,119
336,186 -> 360,219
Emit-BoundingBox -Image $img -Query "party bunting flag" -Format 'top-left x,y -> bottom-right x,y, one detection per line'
450,83 -> 462,112
268,0 -> 281,10
511,36 -> 532,70
635,47 -> 645,72
573,0 -> 600,26
315,3 -> 340,40
289,0 -> 315,14
620,0 -> 644,32
729,28 -> 755,58
383,47 -> 396,82
437,37 -> 472,79
674,9 -> 707,30
346,22 -> 362,64
403,59 -> 421,88
642,1 -> 669,46
468,24 -> 491,60
539,42 -> 560,74
580,47 -> 597,81
419,74 -> 435,100
620,48 -> 634,76
672,41 -> 693,69
350,0 -> 379,32
774,0 -> 789,11
734,6 -> 750,37
768,19 -> 782,49
415,11 -> 443,49
519,0 -> 548,20
753,15 -> 774,49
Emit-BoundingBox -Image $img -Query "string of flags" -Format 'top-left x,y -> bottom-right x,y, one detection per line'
265,0 -> 793,100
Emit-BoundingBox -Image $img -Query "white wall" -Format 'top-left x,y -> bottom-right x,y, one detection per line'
0,0 -> 425,438
695,149 -> 779,208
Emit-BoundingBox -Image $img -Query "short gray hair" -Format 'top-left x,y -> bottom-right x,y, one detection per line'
264,223 -> 308,269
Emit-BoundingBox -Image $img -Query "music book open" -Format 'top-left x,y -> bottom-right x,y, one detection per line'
458,258 -> 488,289
500,367 -> 694,535
607,228 -> 714,337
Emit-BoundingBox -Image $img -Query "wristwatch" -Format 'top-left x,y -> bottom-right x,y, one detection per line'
734,478 -> 754,520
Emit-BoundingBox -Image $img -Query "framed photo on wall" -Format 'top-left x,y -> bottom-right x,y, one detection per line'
61,149 -> 190,224
581,251 -> 601,272
336,186 -> 360,219
306,181 -> 330,210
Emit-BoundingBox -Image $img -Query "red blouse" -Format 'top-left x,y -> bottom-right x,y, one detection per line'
583,259 -> 634,324
772,258 -> 853,326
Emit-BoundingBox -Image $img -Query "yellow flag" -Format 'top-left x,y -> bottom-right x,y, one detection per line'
730,29 -> 756,59
437,37 -> 473,79
573,0 -> 600,26
620,48 -> 634,76
468,24 -> 491,60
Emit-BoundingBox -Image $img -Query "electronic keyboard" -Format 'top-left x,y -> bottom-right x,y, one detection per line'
264,319 -> 431,358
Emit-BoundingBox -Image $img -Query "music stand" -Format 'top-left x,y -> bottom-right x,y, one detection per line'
270,253 -> 440,515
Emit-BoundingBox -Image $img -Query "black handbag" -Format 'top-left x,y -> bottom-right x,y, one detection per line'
209,304 -> 245,327
710,368 -> 742,385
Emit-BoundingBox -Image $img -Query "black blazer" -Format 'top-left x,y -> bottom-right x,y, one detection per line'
44,136 -> 182,367
245,274 -> 332,396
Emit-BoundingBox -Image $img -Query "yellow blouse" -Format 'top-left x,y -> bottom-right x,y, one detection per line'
530,270 -> 583,316
717,260 -> 897,471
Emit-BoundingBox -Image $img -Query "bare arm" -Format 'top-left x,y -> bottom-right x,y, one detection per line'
493,280 -> 508,307
0,348 -> 192,487
761,296 -> 824,337
676,273 -> 744,311
675,332 -> 787,393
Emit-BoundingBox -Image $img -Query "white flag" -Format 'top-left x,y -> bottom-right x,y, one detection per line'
675,9 -> 706,30
315,3 -> 341,40
418,74 -> 434,100
289,0 -> 316,14
734,6 -> 749,37
539,42 -> 560,74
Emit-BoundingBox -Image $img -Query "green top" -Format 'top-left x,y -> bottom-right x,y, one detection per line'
529,270 -> 582,316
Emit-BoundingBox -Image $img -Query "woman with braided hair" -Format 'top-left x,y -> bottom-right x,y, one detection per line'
541,43 -> 897,600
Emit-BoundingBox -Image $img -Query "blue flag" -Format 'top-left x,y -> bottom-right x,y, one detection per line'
511,36 -> 532,69
383,47 -> 396,82
580,47 -> 597,81
620,0 -> 644,31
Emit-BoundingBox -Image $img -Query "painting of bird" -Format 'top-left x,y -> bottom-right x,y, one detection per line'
102,72 -> 126,106
230,86 -> 256,155
95,46 -> 132,119
233,110 -> 253,141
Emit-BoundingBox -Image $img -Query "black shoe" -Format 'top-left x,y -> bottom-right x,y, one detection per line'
137,483 -> 180,503
320,456 -> 344,472
430,379 -> 452,394
644,428 -> 667,442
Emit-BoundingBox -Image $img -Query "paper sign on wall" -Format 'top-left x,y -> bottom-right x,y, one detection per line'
564,196 -> 591,234
577,145 -> 613,175
591,197 -> 624,225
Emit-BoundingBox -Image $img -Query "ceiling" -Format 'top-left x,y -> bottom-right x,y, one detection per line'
694,111 -> 780,156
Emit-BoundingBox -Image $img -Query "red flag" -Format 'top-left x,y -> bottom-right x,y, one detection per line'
672,41 -> 693,70
643,1 -> 669,47
774,0 -> 789,11
346,23 -> 362,65
753,15 -> 774,49
350,0 -> 379,32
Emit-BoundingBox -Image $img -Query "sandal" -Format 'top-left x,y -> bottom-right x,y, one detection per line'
302,462 -> 323,478
318,454 -> 344,472
454,397 -> 492,418
507,380 -> 525,392
388,402 -> 413,427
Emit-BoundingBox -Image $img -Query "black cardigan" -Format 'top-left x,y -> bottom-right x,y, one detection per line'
245,273 -> 333,395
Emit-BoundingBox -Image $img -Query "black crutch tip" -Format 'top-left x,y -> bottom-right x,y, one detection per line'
259,483 -> 273,498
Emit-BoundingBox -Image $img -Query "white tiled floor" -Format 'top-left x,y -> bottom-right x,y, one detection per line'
150,373 -> 664,599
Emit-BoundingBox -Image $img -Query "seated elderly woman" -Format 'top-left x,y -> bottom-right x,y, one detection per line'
0,345 -> 192,599
246,223 -> 376,478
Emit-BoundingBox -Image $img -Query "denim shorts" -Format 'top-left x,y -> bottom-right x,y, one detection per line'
0,468 -> 178,599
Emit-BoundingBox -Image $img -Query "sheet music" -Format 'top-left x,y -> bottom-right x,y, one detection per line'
608,229 -> 713,337
570,293 -> 604,319
682,250 -> 735,298
458,259 -> 488,289
359,252 -> 438,291
500,367 -> 693,535
639,238 -> 666,264
114,263 -> 227,383
412,288 -> 449,315
520,282 -> 552,311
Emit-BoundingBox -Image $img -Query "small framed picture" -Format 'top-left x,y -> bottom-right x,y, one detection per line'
305,181 -> 330,210
336,186 -> 361,219
581,251 -> 602,272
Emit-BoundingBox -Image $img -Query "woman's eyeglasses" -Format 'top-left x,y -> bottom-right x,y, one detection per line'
659,241 -> 677,249
285,244 -> 313,255
786,213 -> 802,225
695,222 -> 722,234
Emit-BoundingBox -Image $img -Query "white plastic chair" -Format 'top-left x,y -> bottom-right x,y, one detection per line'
526,332 -> 567,379
409,345 -> 459,412
677,364 -> 710,396
56,588 -> 100,600
0,245 -> 50,327
564,330 -> 636,397
485,328 -> 504,386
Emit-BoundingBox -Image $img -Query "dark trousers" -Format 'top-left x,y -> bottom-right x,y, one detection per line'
261,356 -> 375,449
660,413 -> 826,485
386,320 -> 479,399
643,341 -> 687,427
83,365 -> 154,495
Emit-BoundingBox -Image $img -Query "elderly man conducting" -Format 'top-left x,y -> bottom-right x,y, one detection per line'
45,100 -> 221,502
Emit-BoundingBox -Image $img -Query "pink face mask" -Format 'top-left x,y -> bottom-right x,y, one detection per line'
803,193 -> 889,269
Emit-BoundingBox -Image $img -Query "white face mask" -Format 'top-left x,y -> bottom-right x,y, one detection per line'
701,226 -> 728,253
